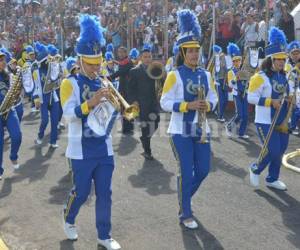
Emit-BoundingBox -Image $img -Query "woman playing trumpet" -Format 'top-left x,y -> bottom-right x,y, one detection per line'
160,10 -> 218,229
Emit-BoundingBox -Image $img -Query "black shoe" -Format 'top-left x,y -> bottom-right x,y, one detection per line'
141,152 -> 154,160
122,130 -> 134,136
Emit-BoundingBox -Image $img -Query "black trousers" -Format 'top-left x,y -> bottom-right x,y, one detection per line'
139,113 -> 160,154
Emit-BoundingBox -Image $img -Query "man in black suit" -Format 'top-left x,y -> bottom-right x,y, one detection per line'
110,47 -> 134,134
128,44 -> 160,160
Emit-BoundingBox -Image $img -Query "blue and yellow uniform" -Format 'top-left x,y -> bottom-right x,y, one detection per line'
0,50 -> 22,177
61,15 -> 120,248
33,43 -> 59,146
160,10 -> 218,227
226,43 -> 249,137
248,27 -> 291,189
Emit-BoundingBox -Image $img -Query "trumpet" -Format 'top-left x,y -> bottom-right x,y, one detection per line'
98,75 -> 140,121
197,75 -> 208,144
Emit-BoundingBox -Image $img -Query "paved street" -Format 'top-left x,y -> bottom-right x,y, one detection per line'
0,104 -> 300,250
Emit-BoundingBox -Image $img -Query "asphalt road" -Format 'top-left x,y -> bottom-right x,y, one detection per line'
0,104 -> 300,250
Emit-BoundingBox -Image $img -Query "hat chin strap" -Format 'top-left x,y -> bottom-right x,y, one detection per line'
79,57 -> 96,80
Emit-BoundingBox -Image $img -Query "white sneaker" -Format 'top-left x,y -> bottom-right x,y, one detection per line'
239,134 -> 249,139
49,143 -> 59,148
225,124 -> 232,137
31,107 -> 39,113
35,138 -> 42,145
266,180 -> 287,190
63,222 -> 78,241
249,167 -> 260,187
217,118 -> 226,122
12,163 -> 20,170
97,238 -> 121,250
182,219 -> 198,229
292,130 -> 299,135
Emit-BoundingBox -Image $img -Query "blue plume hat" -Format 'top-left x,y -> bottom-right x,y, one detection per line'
176,9 -> 201,48
213,45 -> 222,54
25,45 -> 35,55
0,48 -> 15,64
0,47 -> 6,57
47,44 -> 59,57
141,43 -> 152,53
287,40 -> 300,54
66,57 -> 78,73
172,43 -> 179,56
105,51 -> 114,62
129,48 -> 140,60
227,43 -> 241,61
106,43 -> 114,52
265,27 -> 287,59
35,42 -> 48,62
76,14 -> 106,64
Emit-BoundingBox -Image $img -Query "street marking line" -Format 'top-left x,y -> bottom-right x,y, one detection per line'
0,238 -> 9,250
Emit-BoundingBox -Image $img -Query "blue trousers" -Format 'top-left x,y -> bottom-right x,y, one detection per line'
290,107 -> 300,130
216,81 -> 228,119
15,103 -> 24,122
170,134 -> 210,221
0,111 -> 22,175
38,101 -> 59,144
56,89 -> 63,123
252,123 -> 289,182
64,156 -> 115,240
228,95 -> 248,136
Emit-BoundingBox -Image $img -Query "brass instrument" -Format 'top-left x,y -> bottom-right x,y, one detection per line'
146,61 -> 166,98
43,56 -> 62,94
237,47 -> 259,98
101,76 -> 140,121
0,68 -> 23,119
275,63 -> 299,133
197,75 -> 208,144
253,95 -> 286,167
282,149 -> 300,173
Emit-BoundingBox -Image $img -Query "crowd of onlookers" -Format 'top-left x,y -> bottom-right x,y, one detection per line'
0,0 -> 298,61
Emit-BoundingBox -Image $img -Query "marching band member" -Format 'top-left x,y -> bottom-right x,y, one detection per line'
160,10 -> 218,229
0,49 -> 22,179
60,15 -> 121,250
213,45 -> 228,122
102,51 -> 119,89
65,57 -> 79,78
248,27 -> 291,190
128,44 -> 160,160
285,41 -> 300,75
33,42 -> 59,148
286,41 -> 300,135
165,43 -> 179,73
225,43 -> 249,138
23,45 -> 38,113
128,48 -> 140,66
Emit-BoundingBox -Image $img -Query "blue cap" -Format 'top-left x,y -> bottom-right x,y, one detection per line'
75,15 -> 106,64
141,43 -> 152,53
66,57 -> 78,73
265,27 -> 287,59
105,51 -> 114,62
213,45 -> 222,54
287,40 -> 300,53
129,48 -> 140,60
176,9 -> 201,48
25,45 -> 35,55
227,43 -> 241,61
106,43 -> 114,52
35,42 -> 48,62
47,44 -> 59,57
